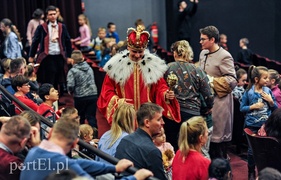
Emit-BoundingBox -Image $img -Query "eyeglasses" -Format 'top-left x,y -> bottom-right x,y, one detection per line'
200,38 -> 209,41
22,83 -> 30,87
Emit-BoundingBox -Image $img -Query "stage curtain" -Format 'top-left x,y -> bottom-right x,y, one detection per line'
0,0 -> 82,45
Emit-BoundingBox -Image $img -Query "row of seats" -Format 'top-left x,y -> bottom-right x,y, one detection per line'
155,45 -> 281,73
234,54 -> 281,73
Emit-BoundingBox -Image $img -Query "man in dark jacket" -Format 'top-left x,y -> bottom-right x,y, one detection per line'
28,5 -> 72,91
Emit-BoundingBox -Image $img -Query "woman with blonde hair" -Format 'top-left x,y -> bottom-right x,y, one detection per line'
96,103 -> 136,163
0,58 -> 11,80
164,40 -> 214,153
172,116 -> 211,180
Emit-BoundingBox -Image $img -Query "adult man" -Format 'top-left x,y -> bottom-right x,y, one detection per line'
97,25 -> 180,137
20,117 -> 153,180
177,0 -> 199,42
199,26 -> 237,159
28,5 -> 72,92
115,102 -> 167,180
1,57 -> 26,94
0,116 -> 32,179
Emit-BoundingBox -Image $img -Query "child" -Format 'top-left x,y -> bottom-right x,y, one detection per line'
37,83 -> 63,138
99,38 -> 116,67
67,50 -> 98,128
219,34 -> 228,51
71,14 -> 93,52
232,68 -> 247,102
79,124 -> 99,159
91,27 -> 106,61
153,127 -> 174,153
208,158 -> 232,180
153,127 -> 174,180
106,22 -> 119,43
257,167 -> 281,180
267,69 -> 281,107
61,106 -> 80,123
236,38 -> 253,65
37,83 -> 62,123
240,65 -> 278,179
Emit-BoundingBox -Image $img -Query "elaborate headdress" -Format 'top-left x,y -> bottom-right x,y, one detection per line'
127,25 -> 150,50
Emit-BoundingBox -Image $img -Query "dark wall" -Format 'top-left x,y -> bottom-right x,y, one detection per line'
82,0 -> 167,48
167,0 -> 281,62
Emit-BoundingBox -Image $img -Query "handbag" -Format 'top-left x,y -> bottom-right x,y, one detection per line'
212,74 -> 238,98
201,51 -> 237,98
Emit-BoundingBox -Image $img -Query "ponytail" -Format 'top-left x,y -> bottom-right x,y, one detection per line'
246,65 -> 255,91
178,121 -> 190,160
178,116 -> 207,161
246,65 -> 268,91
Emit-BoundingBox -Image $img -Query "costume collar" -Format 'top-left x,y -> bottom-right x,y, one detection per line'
103,50 -> 167,86
205,47 -> 221,56
48,21 -> 58,27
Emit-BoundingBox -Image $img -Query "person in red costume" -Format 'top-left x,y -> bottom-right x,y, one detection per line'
97,25 -> 181,137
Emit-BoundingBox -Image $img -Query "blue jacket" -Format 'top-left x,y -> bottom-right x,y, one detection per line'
240,85 -> 278,127
20,146 -> 136,180
3,32 -> 22,59
0,78 -> 15,95
106,32 -> 119,43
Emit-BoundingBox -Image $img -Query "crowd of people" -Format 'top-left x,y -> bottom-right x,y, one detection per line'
0,2 -> 281,180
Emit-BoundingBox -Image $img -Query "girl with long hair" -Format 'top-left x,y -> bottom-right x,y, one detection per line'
240,65 -> 277,179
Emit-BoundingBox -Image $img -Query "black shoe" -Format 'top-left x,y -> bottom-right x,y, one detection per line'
58,101 -> 66,106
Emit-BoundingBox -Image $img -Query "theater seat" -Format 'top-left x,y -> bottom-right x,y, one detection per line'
232,98 -> 246,153
244,128 -> 281,172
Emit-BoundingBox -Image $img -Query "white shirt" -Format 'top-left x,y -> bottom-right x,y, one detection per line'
48,22 -> 60,55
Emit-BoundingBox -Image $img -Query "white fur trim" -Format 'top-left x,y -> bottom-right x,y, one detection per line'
104,50 -> 168,86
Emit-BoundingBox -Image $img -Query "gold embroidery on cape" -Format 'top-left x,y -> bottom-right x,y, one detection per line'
106,95 -> 118,119
134,64 -> 137,110
147,85 -> 151,102
120,86 -> 125,98
136,65 -> 140,110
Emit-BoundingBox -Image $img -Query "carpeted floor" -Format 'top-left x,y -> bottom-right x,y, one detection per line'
228,145 -> 249,180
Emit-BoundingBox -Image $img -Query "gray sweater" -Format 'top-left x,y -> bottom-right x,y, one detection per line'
67,61 -> 98,98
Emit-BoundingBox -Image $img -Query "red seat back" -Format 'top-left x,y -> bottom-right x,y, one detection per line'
244,128 -> 281,172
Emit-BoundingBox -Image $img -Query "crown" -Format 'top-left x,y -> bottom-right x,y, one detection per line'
127,25 -> 150,50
